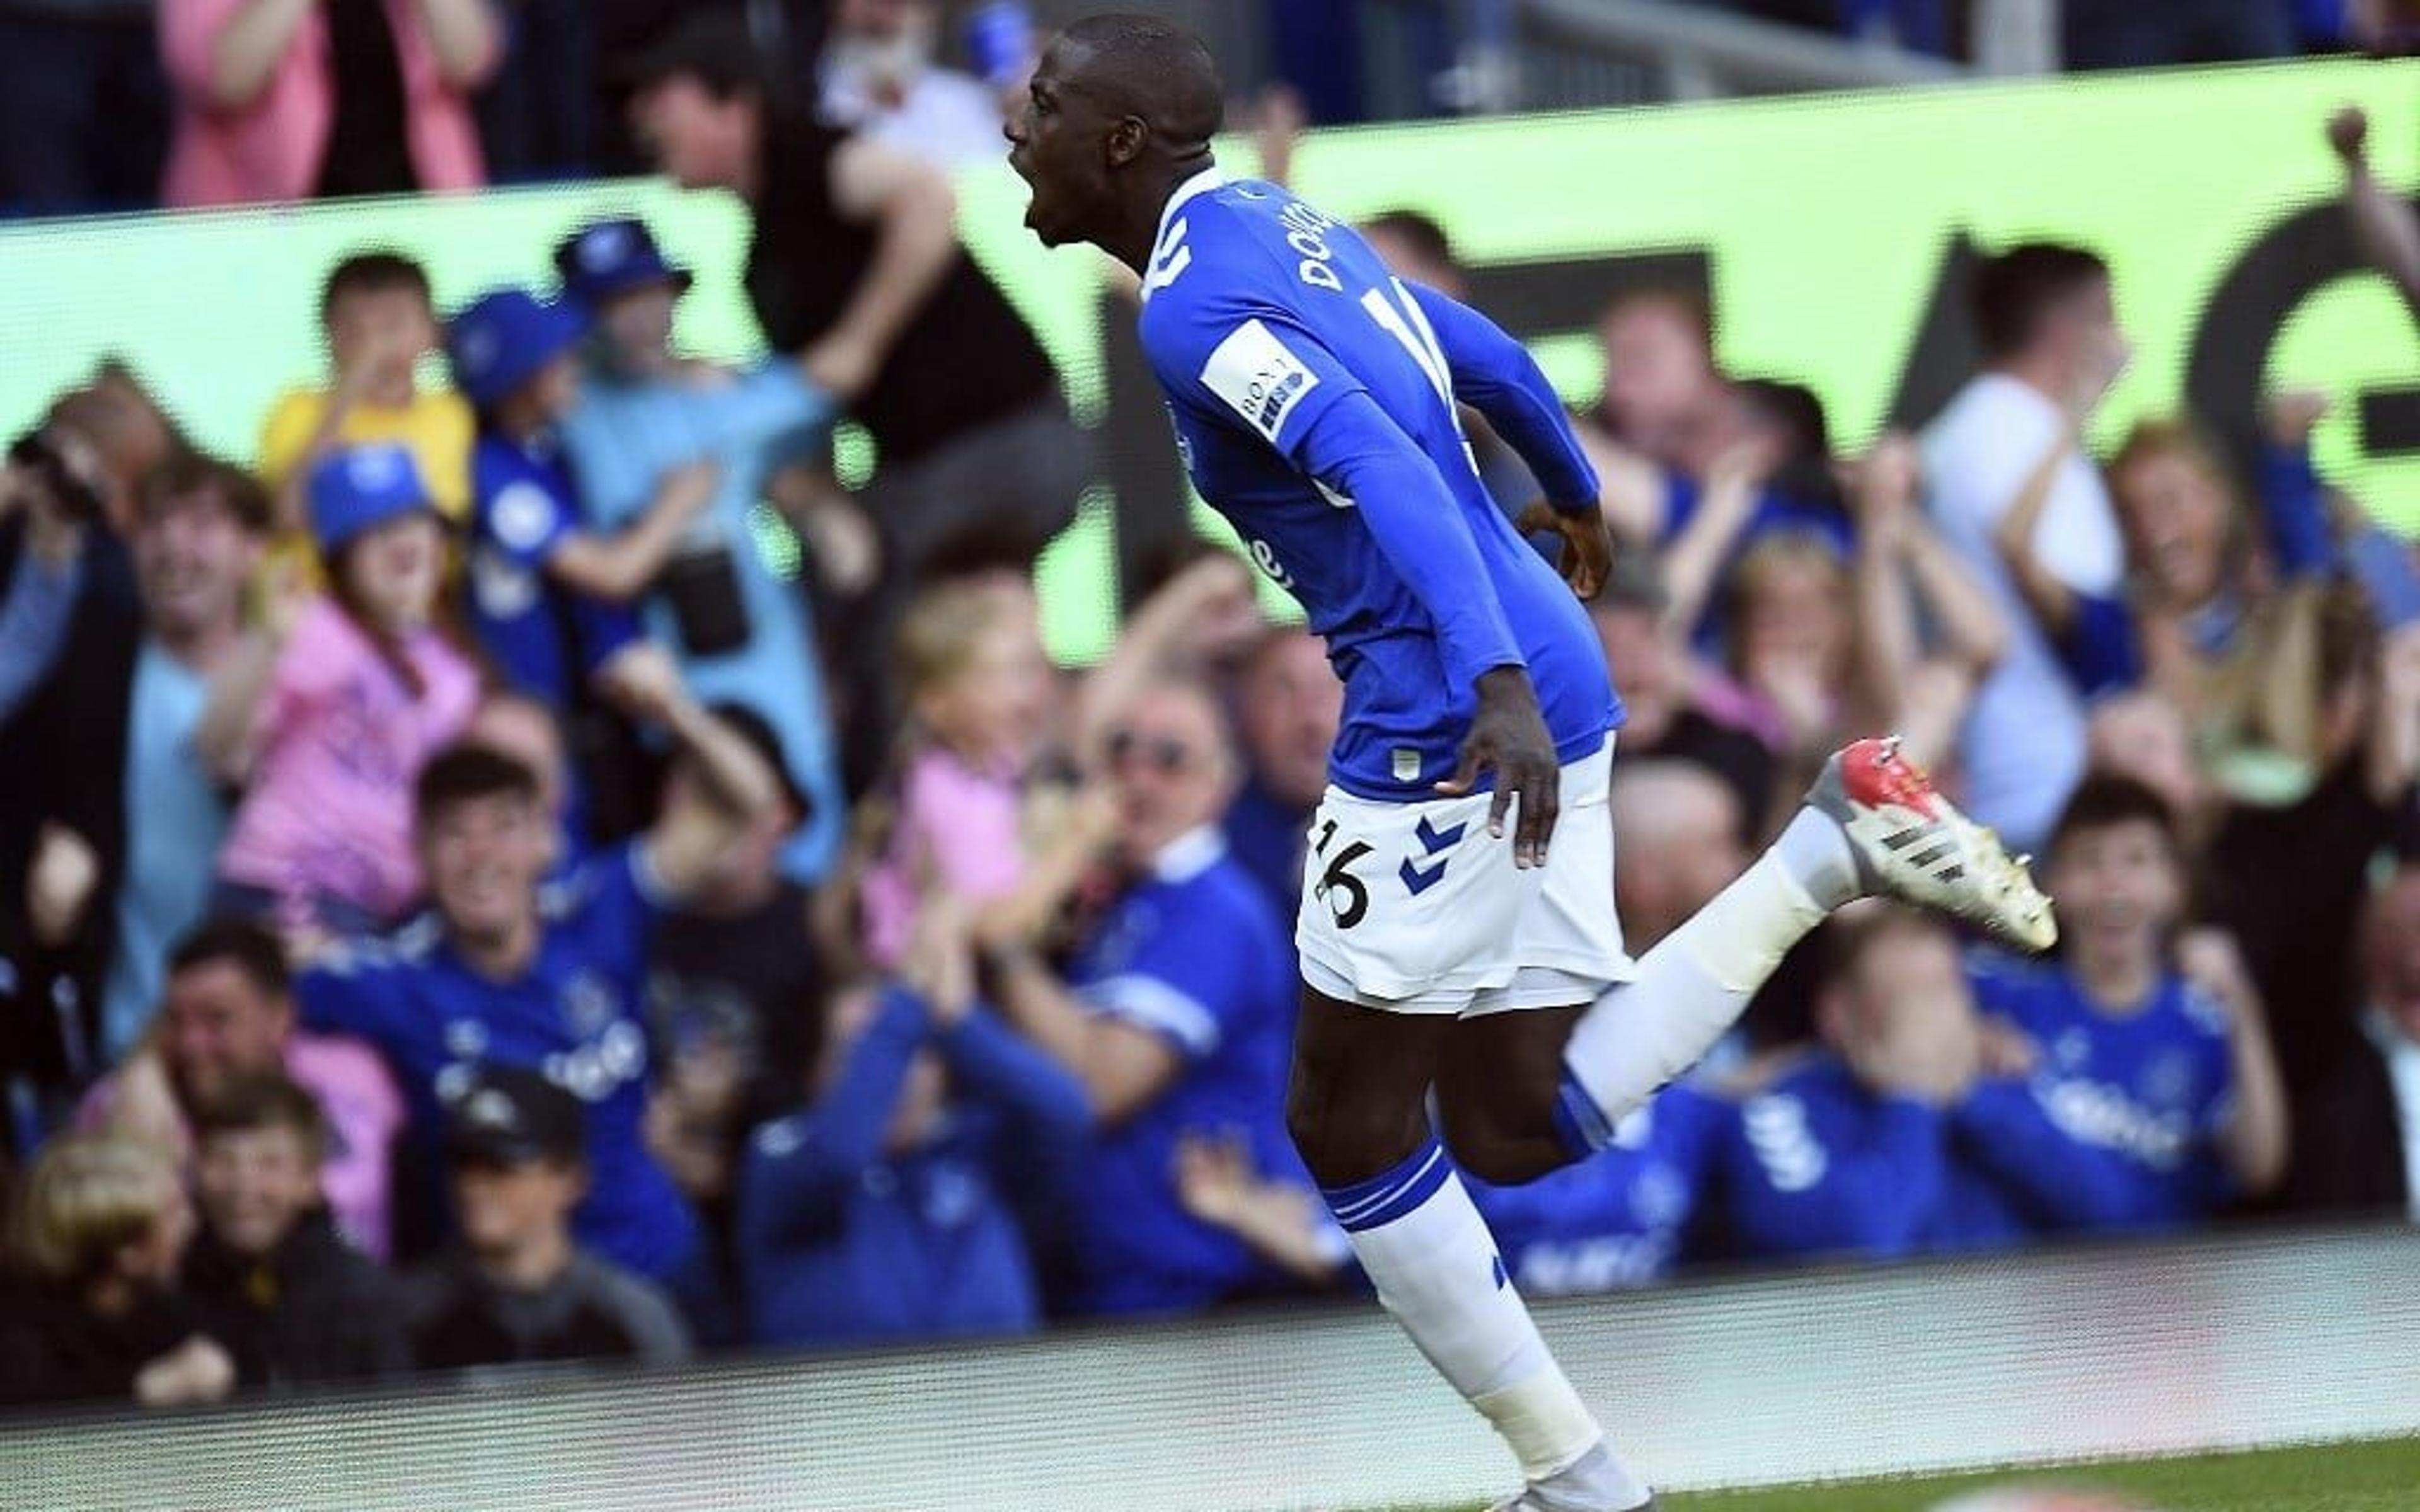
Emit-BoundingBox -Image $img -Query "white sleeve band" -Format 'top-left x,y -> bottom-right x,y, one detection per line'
1081,973 -> 1223,1057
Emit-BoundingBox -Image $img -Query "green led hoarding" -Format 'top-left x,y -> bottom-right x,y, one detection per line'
0,58 -> 2411,663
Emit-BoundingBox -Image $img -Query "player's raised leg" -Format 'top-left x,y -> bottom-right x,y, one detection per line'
1288,994 -> 1657,1512
1447,736 -> 2056,1187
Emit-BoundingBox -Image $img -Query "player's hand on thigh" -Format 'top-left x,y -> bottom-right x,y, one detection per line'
1438,667 -> 1560,869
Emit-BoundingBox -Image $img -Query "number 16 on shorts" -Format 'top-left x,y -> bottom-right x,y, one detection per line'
1294,784 -> 1540,1005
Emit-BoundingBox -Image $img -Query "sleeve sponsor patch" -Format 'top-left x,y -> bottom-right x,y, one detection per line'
1200,318 -> 1320,444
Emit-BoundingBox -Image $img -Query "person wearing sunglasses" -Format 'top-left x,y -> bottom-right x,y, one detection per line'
979,679 -> 1308,1319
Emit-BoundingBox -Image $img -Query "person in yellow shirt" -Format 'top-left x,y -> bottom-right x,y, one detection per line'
257,252 -> 474,576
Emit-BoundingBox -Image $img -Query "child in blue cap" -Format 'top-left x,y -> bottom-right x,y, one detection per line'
449,286 -> 720,711
205,444 -> 481,944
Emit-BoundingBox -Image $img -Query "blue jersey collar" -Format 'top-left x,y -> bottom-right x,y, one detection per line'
1142,165 -> 1226,305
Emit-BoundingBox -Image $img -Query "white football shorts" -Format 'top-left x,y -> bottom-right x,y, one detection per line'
1294,736 -> 1633,1016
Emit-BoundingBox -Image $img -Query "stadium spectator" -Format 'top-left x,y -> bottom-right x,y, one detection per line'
625,14 -> 1084,780
1922,241 -> 2131,857
736,903 -> 1089,1349
0,0 -> 166,214
202,444 -> 480,941
2332,107 -> 2420,323
977,679 -> 1301,1317
1610,760 -> 1749,955
2279,860 -> 2420,1217
158,0 -> 500,209
78,918 -> 405,1261
401,1065 -> 691,1370
450,285 -> 684,711
95,456 -> 271,1062
819,0 -> 1009,170
1715,906 -> 2029,1263
256,253 -> 476,559
856,575 -> 1059,970
2203,614 -> 2420,1161
641,701 -> 826,1329
1224,623 -> 1346,915
182,1073 -> 408,1387
1994,399 -> 2345,775
1957,777 -> 2290,1234
1469,1080 -> 1725,1295
292,648 -> 781,1284
553,214 -> 846,879
0,413 -> 141,1141
0,1131 -> 236,1409
1587,557 -> 1778,841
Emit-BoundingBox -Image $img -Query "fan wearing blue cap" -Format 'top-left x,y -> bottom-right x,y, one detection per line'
449,284 -> 719,723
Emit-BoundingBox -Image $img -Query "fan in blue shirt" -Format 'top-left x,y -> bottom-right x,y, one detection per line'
737,974 -> 1089,1349
1714,909 -> 2032,1263
449,288 -> 731,714
984,681 -> 1303,1317
1956,777 -> 2288,1235
295,648 -> 792,1283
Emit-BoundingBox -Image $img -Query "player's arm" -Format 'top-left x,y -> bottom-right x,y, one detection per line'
1400,281 -> 1598,511
1401,282 -> 1612,598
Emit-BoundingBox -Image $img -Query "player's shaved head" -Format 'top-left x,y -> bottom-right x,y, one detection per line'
1056,13 -> 1224,150
1007,13 -> 1228,265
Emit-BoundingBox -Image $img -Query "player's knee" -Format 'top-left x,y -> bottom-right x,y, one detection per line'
1284,1070 -> 1421,1188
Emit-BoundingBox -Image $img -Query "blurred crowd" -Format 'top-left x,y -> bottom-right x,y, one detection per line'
2,0 -> 2410,219
3,5 -> 2419,1426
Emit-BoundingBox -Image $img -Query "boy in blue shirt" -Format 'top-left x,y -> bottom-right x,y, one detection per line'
296,645 -> 786,1287
1715,907 -> 2031,1263
447,286 -> 719,716
1956,777 -> 2289,1234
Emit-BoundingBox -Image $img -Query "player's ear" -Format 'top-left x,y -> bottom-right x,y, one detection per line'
1105,115 -> 1147,168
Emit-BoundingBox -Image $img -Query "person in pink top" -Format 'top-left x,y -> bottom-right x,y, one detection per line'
77,919 -> 406,1261
159,0 -> 500,209
203,443 -> 480,941
855,576 -> 1067,969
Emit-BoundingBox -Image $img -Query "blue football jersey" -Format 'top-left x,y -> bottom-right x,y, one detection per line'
464,431 -> 640,711
1054,830 -> 1300,1317
1138,170 -> 1621,799
1715,1053 -> 2032,1263
295,845 -> 699,1279
1956,954 -> 2238,1234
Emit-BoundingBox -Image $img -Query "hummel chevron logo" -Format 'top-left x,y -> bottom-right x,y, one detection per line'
1415,816 -> 1466,855
1400,856 -> 1449,896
